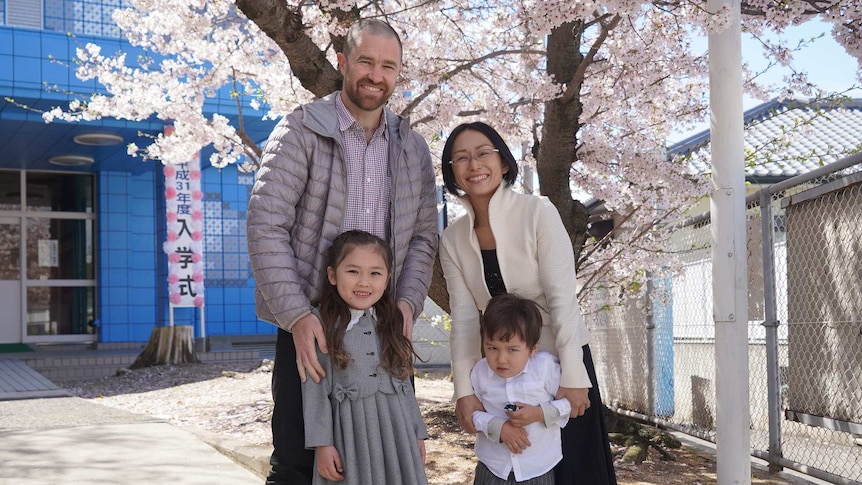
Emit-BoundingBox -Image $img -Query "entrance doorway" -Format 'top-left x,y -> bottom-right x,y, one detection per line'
0,170 -> 96,344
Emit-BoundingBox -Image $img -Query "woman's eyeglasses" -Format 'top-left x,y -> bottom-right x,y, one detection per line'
448,148 -> 500,165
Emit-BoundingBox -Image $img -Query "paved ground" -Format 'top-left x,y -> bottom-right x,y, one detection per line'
0,396 -> 263,485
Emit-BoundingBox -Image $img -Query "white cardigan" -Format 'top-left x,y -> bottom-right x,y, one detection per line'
441,184 -> 592,400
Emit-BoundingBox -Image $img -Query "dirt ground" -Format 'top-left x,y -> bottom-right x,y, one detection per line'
62,361 -> 805,485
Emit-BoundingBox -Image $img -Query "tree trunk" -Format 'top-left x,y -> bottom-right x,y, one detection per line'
235,0 -> 345,98
131,326 -> 200,369
428,252 -> 450,315
538,21 -> 590,264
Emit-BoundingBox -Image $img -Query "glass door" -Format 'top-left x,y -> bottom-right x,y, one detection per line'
0,216 -> 22,343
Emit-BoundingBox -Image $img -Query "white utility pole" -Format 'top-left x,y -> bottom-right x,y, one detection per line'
707,0 -> 751,483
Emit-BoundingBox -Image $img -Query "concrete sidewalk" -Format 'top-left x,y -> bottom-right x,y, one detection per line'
0,396 -> 267,485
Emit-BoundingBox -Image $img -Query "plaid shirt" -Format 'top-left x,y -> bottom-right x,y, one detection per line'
336,95 -> 391,240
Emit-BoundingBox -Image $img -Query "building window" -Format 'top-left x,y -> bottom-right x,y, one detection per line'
44,0 -> 126,38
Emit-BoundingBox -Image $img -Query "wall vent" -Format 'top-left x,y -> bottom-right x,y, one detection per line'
7,0 -> 43,29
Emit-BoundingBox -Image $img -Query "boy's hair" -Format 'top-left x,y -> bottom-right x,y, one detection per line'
318,230 -> 415,379
480,293 -> 543,348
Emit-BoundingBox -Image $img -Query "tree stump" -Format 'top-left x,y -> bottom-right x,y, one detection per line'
130,325 -> 200,369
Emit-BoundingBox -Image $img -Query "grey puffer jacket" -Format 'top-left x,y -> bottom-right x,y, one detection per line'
247,92 -> 438,331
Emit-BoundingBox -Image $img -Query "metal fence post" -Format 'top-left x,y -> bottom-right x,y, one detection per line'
646,277 -> 656,418
759,189 -> 783,472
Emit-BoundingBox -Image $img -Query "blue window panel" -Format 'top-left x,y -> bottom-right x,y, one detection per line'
128,270 -> 155,289
40,35 -> 67,60
0,55 -> 13,81
107,215 -> 129,233
104,298 -> 127,317
130,252 -> 156,272
129,235 -> 156,253
106,195 -> 128,214
12,56 -> 41,86
106,191 -> 126,205
102,324 -> 129,343
107,286 -> 128,305
0,30 -> 12,55
224,304 -> 240,323
128,308 -> 155,325
130,202 -> 155,218
129,324 -> 153,342
205,288 -> 224,304
129,290 -> 155,306
12,30 -> 41,57
106,230 -> 127,249
105,173 -> 129,194
110,268 -> 129,287
129,220 -> 155,237
41,58 -> 70,87
107,249 -> 129,268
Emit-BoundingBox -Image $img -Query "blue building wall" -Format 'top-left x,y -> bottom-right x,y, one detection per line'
1,0 -> 275,344
97,169 -> 160,342
94,154 -> 270,343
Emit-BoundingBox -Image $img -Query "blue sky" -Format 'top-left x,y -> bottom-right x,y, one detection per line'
668,19 -> 861,143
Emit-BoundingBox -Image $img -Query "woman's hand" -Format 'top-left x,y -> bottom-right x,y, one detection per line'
557,387 -> 590,417
455,394 -> 485,434
315,446 -> 344,481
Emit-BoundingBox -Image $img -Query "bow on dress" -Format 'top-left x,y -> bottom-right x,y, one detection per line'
333,383 -> 359,402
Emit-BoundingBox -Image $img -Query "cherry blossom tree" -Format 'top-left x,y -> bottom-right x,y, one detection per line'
44,0 -> 862,310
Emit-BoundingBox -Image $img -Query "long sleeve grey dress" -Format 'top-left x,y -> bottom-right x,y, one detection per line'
302,310 -> 429,485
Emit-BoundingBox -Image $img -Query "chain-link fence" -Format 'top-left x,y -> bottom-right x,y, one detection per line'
586,152 -> 862,483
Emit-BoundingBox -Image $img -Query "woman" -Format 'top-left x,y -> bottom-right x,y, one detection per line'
439,122 -> 617,483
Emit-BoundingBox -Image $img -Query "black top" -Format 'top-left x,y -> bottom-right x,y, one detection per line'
481,249 -> 507,297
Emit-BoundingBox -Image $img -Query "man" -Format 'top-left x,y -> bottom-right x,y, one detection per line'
247,19 -> 438,485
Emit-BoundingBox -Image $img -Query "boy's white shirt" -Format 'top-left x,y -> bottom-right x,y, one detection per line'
470,351 -> 571,482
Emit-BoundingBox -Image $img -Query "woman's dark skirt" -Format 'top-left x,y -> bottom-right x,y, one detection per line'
553,344 -> 617,485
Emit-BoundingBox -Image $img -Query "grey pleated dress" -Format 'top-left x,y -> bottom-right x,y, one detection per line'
302,311 -> 429,485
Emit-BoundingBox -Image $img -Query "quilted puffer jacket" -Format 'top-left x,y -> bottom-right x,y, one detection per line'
247,92 -> 438,331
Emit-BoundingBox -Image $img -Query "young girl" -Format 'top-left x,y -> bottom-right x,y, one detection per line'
302,230 -> 429,485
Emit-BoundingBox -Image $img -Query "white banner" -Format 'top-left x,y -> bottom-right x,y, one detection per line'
163,150 -> 205,308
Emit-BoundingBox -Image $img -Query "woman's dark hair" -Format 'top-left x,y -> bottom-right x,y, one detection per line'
480,293 -> 543,349
441,121 -> 520,196
318,230 -> 416,379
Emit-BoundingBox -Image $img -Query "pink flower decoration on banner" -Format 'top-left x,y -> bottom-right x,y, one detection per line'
168,253 -> 181,263
165,187 -> 177,199
190,170 -> 201,180
163,166 -> 176,178
193,271 -> 204,283
192,210 -> 203,221
194,296 -> 204,307
167,231 -> 178,242
170,292 -> 182,304
192,253 -> 202,263
192,190 -> 203,200
167,274 -> 179,284
192,231 -> 203,241
166,212 -> 178,223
